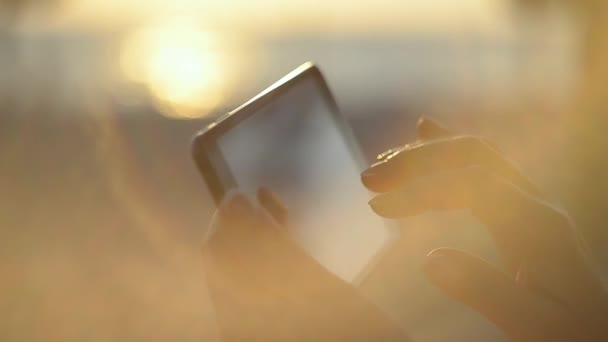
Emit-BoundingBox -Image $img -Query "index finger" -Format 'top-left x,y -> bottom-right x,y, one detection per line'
361,135 -> 540,197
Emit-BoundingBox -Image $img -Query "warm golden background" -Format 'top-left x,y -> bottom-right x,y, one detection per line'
1,0 -> 607,341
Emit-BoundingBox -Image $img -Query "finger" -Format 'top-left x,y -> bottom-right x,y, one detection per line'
361,135 -> 540,196
368,167 -> 574,264
370,117 -> 453,175
424,248 -> 577,341
210,192 -> 286,254
368,166 -> 502,218
362,117 -> 452,191
257,187 -> 289,227
217,192 -> 256,226
206,193 -> 256,250
416,117 -> 453,141
207,192 -> 256,239
369,167 -> 604,310
205,193 -> 287,274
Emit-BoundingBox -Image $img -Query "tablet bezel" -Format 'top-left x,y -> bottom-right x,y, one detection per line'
192,62 -> 367,205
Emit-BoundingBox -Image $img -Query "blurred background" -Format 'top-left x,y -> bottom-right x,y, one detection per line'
1,0 -> 607,341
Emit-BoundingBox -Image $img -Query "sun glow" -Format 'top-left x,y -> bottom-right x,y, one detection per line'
120,19 -> 225,118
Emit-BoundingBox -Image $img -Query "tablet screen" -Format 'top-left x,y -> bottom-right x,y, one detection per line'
215,75 -> 395,283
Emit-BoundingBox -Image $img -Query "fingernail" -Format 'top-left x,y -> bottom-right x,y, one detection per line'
369,190 -> 420,218
368,194 -> 395,216
361,159 -> 386,182
417,116 -> 443,131
221,193 -> 252,216
360,152 -> 396,181
361,165 -> 379,180
417,117 -> 451,140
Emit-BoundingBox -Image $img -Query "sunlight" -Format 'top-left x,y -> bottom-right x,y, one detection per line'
120,18 -> 225,118
57,0 -> 509,35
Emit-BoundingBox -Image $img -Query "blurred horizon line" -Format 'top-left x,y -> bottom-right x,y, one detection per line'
4,0 -> 522,38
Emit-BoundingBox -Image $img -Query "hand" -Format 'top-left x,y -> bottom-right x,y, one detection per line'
202,188 -> 408,341
361,118 -> 608,341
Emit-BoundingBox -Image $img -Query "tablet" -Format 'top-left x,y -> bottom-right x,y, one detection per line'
192,62 -> 396,284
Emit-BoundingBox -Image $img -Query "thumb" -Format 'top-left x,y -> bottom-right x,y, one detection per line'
257,187 -> 289,227
424,248 -> 575,341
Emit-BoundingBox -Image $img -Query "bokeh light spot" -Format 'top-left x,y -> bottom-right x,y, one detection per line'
120,18 -> 224,118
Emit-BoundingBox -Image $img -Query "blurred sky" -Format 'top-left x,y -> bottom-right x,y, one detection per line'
3,0 -> 580,121
39,0 -> 511,34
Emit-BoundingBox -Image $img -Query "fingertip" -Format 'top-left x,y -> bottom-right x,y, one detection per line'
368,195 -> 391,217
422,248 -> 513,299
361,166 -> 382,191
416,116 -> 429,128
423,248 -> 468,286
361,161 -> 401,193
256,186 -> 270,202
423,248 -> 518,313
219,192 -> 253,218
361,144 -> 414,192
205,192 -> 254,247
257,187 -> 289,226
368,193 -> 407,218
416,116 -> 452,140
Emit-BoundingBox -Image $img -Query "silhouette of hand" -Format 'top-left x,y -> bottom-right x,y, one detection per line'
362,117 -> 608,341
203,189 -> 408,341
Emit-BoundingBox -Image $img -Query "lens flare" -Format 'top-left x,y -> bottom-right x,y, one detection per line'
120,19 -> 224,118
